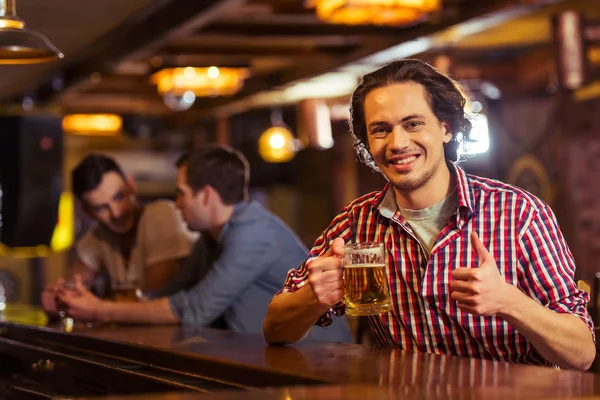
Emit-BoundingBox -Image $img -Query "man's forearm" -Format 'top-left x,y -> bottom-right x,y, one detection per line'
263,285 -> 332,345
499,285 -> 595,370
96,297 -> 179,325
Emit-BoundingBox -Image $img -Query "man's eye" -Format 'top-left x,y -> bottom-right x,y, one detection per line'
370,127 -> 391,136
113,191 -> 125,201
406,121 -> 423,130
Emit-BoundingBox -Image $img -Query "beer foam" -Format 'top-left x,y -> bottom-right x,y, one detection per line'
345,248 -> 382,257
344,263 -> 386,268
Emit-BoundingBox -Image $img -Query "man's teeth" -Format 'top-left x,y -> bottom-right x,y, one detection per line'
391,156 -> 417,165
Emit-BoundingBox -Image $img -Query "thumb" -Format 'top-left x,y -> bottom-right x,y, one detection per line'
326,238 -> 346,258
470,232 -> 492,266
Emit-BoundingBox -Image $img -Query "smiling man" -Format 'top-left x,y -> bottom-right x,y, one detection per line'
42,154 -> 197,315
263,59 -> 596,370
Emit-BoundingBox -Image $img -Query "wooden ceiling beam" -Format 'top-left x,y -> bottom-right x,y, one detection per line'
150,53 -> 337,68
168,34 -> 364,47
32,0 -> 242,103
159,44 -> 358,57
167,0 -> 568,125
200,21 -> 421,37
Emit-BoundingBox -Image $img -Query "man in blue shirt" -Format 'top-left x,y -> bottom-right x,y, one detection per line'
59,145 -> 352,342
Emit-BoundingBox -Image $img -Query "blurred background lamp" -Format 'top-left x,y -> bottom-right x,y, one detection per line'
297,99 -> 334,150
0,0 -> 64,64
151,66 -> 248,111
259,126 -> 296,163
62,114 -> 123,136
50,191 -> 74,252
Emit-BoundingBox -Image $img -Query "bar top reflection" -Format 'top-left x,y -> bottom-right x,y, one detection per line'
59,323 -> 598,399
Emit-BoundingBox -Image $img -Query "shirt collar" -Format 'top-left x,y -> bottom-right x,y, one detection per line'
452,162 -> 475,216
216,201 -> 250,243
375,162 -> 474,223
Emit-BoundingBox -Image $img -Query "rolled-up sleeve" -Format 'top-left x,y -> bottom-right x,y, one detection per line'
518,203 -> 595,342
276,207 -> 353,327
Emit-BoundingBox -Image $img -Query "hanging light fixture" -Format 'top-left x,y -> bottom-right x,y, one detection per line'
259,126 -> 296,163
62,114 -> 122,136
0,0 -> 63,64
258,110 -> 297,163
150,66 -> 248,111
314,0 -> 441,26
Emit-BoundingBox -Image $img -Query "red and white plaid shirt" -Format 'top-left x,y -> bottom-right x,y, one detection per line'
280,164 -> 594,366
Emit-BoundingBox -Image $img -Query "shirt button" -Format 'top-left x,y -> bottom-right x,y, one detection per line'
428,303 -> 435,310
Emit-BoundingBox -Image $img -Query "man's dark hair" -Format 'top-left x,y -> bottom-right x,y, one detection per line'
176,145 -> 249,205
72,154 -> 126,200
349,59 -> 472,169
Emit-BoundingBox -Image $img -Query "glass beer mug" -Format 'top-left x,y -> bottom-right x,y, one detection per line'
112,281 -> 142,302
342,243 -> 391,316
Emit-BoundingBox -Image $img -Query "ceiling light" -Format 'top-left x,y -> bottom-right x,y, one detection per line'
0,0 -> 64,64
259,126 -> 296,163
151,66 -> 248,111
62,114 -> 122,136
314,0 -> 441,26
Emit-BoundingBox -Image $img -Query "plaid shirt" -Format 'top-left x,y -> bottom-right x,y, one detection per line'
280,164 -> 594,366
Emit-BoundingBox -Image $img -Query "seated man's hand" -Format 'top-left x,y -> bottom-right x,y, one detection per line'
307,238 -> 345,308
58,275 -> 104,321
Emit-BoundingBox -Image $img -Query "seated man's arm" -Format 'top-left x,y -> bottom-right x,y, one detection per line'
168,222 -> 281,326
61,221 -> 281,326
59,275 -> 178,324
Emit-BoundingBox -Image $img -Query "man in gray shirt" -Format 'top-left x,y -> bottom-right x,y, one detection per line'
59,145 -> 352,342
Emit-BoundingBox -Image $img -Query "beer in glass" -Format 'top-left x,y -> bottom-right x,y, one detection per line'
112,281 -> 142,302
343,243 -> 391,316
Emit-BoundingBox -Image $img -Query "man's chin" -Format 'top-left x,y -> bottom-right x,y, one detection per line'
185,221 -> 200,232
108,221 -> 135,235
390,173 -> 430,192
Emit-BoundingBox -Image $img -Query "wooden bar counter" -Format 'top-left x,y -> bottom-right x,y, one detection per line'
0,320 -> 598,399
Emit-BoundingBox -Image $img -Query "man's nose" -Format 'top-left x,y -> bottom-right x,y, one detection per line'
108,203 -> 123,219
390,126 -> 410,149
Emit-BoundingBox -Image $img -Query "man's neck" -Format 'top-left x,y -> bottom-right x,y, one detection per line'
394,164 -> 454,210
206,203 -> 238,240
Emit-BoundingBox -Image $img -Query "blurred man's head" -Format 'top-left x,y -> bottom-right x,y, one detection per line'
175,145 -> 249,232
72,154 -> 137,234
349,59 -> 472,194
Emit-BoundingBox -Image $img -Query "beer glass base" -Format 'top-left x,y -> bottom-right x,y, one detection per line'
346,303 -> 391,316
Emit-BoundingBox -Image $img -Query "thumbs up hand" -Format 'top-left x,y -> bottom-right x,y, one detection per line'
307,238 -> 346,308
451,232 -> 511,316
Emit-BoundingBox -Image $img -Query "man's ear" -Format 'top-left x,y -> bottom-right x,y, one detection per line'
442,122 -> 452,144
202,185 -> 214,206
125,175 -> 137,195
